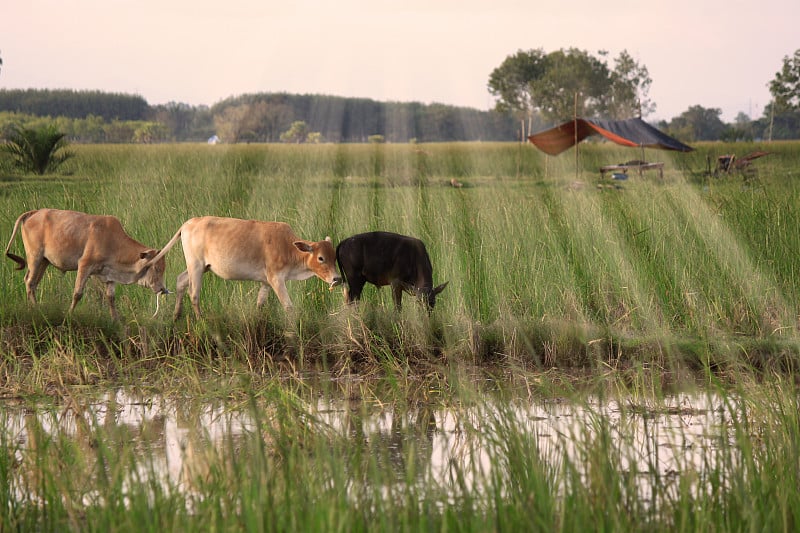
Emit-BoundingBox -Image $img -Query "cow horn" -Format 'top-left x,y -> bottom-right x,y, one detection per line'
152,293 -> 161,318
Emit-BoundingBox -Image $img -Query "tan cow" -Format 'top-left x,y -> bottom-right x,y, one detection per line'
5,209 -> 168,319
146,216 -> 341,319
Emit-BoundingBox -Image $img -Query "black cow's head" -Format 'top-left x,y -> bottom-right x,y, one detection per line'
416,282 -> 449,309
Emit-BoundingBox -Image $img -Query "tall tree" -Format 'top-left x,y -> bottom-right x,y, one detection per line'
531,48 -> 611,122
606,50 -> 655,119
487,48 -> 547,139
769,49 -> 800,111
488,47 -> 654,132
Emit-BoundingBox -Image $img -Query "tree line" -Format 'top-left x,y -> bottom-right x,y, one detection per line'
488,47 -> 800,142
2,47 -> 799,143
0,89 -> 519,143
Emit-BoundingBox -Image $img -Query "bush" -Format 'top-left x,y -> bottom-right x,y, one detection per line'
1,123 -> 73,174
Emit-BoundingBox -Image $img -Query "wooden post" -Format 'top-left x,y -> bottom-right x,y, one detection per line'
574,92 -> 579,180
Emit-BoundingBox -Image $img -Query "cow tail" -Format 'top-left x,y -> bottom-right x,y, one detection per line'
4,210 -> 36,270
145,225 -> 184,267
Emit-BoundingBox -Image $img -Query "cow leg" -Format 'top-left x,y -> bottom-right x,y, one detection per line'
24,257 -> 49,304
257,283 -> 271,307
186,265 -> 205,318
69,262 -> 93,314
172,270 -> 190,320
268,274 -> 293,310
343,275 -> 365,304
391,282 -> 404,311
104,281 -> 119,320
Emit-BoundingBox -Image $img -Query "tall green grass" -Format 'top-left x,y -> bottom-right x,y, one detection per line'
2,376 -> 800,532
1,141 -> 800,389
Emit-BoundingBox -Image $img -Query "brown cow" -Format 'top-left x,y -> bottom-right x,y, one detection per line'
146,216 -> 341,319
5,209 -> 168,319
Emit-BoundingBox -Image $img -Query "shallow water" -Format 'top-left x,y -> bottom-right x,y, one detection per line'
0,385 -> 738,506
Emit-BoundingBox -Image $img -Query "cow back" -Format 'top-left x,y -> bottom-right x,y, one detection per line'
23,209 -> 148,272
337,231 -> 433,289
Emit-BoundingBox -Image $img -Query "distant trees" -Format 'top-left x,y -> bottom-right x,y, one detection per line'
0,89 -> 149,120
0,112 -> 173,143
721,112 -> 757,142
0,90 -> 519,143
280,120 -> 311,143
661,105 -> 727,142
213,100 -> 295,142
150,102 -> 214,141
208,94 -> 516,143
487,49 -> 547,139
488,48 -> 654,137
6,48 -> 800,142
213,105 -> 250,143
132,122 -> 169,143
662,48 -> 800,142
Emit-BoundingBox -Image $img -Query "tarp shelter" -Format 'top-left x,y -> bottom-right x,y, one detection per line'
528,117 -> 694,156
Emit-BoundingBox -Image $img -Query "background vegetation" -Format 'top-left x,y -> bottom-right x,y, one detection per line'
488,47 -> 800,142
3,47 -> 800,148
0,90 -> 519,143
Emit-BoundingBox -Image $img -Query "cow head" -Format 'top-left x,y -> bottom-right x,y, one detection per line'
294,236 -> 342,289
134,249 -> 169,295
415,281 -> 449,309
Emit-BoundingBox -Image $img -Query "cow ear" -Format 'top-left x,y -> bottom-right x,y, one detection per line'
325,236 -> 332,243
140,249 -> 158,260
432,281 -> 449,295
294,241 -> 313,253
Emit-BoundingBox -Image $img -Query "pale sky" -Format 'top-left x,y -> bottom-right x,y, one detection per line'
2,0 -> 797,122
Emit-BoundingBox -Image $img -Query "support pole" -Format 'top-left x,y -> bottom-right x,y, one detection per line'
574,92 -> 579,180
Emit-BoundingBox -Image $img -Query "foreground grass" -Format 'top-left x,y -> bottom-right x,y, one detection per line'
1,373 -> 799,532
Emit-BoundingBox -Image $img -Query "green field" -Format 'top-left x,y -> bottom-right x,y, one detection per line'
2,141 -> 800,386
3,141 -> 800,531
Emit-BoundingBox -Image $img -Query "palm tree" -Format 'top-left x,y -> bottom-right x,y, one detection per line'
2,124 -> 74,175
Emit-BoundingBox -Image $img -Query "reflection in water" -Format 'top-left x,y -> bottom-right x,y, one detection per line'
0,388 -> 736,506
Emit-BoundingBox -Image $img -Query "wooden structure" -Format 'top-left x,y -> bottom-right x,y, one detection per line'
600,160 -> 664,179
715,151 -> 772,176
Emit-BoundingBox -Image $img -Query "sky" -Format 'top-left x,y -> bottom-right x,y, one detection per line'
2,0 -> 798,123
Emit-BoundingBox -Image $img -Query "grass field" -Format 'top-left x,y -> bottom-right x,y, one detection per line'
3,140 -> 800,531
2,140 -> 800,388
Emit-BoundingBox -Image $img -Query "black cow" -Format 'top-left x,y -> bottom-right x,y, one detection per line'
336,231 -> 448,310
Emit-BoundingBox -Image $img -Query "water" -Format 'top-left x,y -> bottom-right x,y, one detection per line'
0,385 -> 738,506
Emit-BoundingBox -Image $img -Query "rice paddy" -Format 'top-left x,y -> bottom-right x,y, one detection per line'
1,140 -> 800,530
